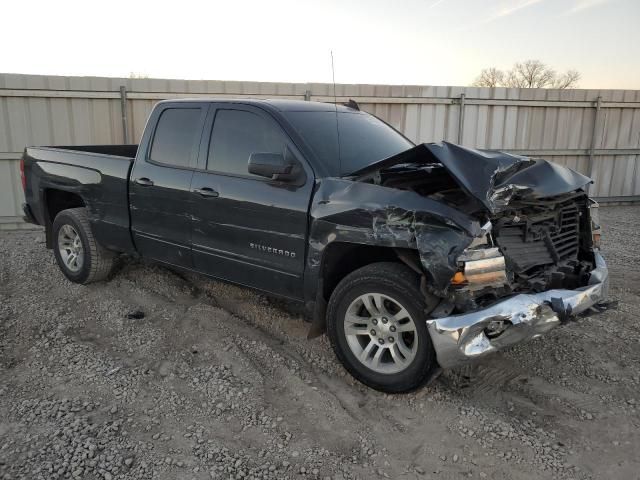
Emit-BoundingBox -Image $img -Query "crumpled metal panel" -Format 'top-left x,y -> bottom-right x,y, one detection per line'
428,251 -> 608,368
351,142 -> 593,214
307,178 -> 482,293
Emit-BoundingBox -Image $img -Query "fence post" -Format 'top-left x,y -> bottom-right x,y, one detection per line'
119,86 -> 130,144
587,95 -> 602,193
457,93 -> 466,144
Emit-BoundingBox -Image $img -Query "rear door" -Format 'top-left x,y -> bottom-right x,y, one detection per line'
190,104 -> 314,299
129,102 -> 207,267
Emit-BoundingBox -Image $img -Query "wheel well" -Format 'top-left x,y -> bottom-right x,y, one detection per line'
44,190 -> 85,247
321,243 -> 417,301
45,189 -> 85,223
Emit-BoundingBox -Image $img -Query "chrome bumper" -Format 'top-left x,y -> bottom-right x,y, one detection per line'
427,251 -> 609,369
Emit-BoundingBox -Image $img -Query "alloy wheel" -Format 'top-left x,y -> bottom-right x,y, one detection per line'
58,224 -> 84,272
343,292 -> 418,374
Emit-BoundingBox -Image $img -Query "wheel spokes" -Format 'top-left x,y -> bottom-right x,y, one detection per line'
345,326 -> 368,336
364,293 -> 392,317
389,343 -> 407,366
61,224 -> 74,239
57,224 -> 84,272
396,336 -> 414,358
344,313 -> 370,336
370,346 -> 384,369
394,321 -> 416,333
344,292 -> 419,374
359,339 -> 376,362
393,306 -> 410,322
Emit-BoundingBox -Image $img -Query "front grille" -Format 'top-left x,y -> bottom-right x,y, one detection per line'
495,201 -> 581,274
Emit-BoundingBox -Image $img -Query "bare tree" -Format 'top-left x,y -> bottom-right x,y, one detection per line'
506,60 -> 556,88
472,68 -> 505,88
552,70 -> 581,89
471,60 -> 580,89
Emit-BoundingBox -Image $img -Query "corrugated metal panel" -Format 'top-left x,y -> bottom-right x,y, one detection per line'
1,74 -> 639,229
0,155 -> 26,228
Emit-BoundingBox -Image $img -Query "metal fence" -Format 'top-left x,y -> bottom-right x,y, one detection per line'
1,73 -> 639,229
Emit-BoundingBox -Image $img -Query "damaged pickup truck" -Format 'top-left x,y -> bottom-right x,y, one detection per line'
21,99 -> 609,392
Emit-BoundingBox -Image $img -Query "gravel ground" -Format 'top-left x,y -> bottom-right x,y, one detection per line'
0,206 -> 638,480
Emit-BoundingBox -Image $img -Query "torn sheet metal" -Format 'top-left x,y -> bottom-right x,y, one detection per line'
306,178 -> 482,294
428,251 -> 609,368
351,142 -> 592,214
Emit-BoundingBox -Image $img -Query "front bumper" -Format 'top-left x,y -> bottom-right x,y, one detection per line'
427,251 -> 609,369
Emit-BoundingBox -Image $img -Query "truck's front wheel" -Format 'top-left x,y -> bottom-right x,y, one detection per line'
52,208 -> 116,284
327,262 -> 440,393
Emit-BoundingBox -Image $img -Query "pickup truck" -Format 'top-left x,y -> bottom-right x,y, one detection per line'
21,99 -> 609,392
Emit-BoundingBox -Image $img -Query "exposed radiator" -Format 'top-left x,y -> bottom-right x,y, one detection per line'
495,202 -> 581,274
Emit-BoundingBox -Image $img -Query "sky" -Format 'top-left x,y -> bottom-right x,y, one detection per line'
1,0 -> 639,89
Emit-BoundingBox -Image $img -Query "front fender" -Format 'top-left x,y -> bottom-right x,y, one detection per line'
304,178 -> 480,302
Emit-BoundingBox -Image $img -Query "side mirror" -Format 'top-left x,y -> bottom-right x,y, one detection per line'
248,152 -> 294,180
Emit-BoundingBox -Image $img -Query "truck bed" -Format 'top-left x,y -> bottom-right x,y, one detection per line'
49,144 -> 139,158
22,144 -> 139,254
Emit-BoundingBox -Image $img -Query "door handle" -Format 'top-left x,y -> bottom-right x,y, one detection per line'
194,187 -> 219,198
134,177 -> 154,186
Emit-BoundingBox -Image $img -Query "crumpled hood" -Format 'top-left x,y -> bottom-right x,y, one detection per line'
351,142 -> 592,214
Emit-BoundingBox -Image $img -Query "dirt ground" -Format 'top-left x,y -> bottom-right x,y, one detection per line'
0,206 -> 638,480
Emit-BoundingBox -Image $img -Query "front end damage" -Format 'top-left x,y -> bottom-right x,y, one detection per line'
429,251 -> 608,368
311,141 -> 609,368
425,189 -> 609,367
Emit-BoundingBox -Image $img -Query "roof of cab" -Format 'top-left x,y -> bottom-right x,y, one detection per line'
156,98 -> 358,113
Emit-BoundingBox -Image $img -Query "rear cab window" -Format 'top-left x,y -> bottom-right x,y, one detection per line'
149,108 -> 203,168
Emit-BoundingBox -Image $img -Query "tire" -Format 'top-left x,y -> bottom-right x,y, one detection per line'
327,262 -> 439,393
52,207 -> 116,284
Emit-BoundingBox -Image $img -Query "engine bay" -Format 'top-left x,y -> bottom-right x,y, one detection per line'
490,192 -> 595,292
373,162 -> 596,311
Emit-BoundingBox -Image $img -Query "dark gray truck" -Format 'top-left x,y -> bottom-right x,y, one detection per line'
21,99 -> 609,392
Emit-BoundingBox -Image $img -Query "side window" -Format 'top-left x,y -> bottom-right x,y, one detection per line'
149,108 -> 201,167
208,109 -> 286,177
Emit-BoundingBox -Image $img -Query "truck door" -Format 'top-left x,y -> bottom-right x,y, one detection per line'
190,105 -> 314,299
129,102 -> 207,267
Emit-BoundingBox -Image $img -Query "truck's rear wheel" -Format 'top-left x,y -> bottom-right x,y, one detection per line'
52,207 -> 116,284
327,262 -> 439,393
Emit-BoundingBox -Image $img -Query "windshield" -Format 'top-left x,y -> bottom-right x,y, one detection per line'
283,110 -> 414,176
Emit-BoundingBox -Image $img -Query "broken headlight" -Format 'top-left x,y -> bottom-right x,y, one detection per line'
589,199 -> 601,249
453,247 -> 508,290
451,222 -> 508,291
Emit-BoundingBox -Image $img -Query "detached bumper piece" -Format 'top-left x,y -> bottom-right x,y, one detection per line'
22,203 -> 37,225
428,251 -> 609,369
